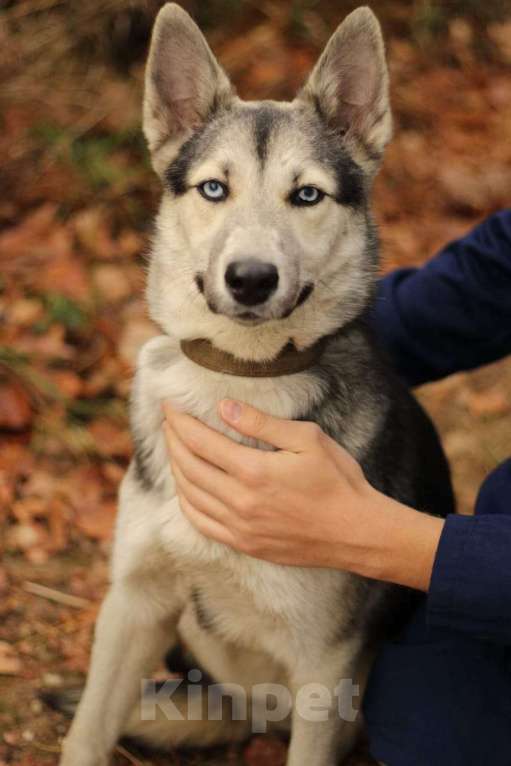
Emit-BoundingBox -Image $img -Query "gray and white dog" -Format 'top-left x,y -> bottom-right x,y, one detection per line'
58,5 -> 454,765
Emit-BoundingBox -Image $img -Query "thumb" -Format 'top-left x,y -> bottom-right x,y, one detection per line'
219,399 -> 309,452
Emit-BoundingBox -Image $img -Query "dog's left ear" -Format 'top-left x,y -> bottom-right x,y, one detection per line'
297,6 -> 391,162
143,3 -> 234,175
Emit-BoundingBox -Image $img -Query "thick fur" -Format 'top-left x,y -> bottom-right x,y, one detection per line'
58,6 -> 454,766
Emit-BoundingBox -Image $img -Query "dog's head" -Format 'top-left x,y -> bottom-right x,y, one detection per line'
144,4 -> 391,359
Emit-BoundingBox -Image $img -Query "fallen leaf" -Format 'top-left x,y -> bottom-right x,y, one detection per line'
72,207 -> 114,258
462,388 -> 510,417
0,380 -> 32,430
0,641 -> 22,676
118,316 -> 158,365
88,419 -> 132,459
5,522 -> 49,552
244,736 -> 287,766
93,264 -> 132,303
74,499 -> 117,541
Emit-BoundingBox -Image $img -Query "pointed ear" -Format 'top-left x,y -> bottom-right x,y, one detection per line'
143,3 -> 234,173
298,7 -> 391,162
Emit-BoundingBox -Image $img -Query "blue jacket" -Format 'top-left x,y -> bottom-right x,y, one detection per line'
374,210 -> 511,644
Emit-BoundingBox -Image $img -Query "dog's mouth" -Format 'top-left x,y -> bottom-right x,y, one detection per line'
199,278 -> 315,324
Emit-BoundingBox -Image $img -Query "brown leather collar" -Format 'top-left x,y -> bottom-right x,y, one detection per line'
180,336 -> 328,377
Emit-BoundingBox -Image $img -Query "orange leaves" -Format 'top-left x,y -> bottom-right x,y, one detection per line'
0,380 -> 33,431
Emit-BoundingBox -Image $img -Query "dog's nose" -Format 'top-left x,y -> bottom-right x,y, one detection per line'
225,260 -> 279,306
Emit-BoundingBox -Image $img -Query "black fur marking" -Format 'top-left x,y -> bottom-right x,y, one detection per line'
191,587 -> 216,633
195,273 -> 205,294
253,106 -> 275,165
283,282 -> 314,317
331,154 -> 365,207
165,126 -> 207,195
312,93 -> 326,122
133,435 -> 155,491
165,644 -> 217,685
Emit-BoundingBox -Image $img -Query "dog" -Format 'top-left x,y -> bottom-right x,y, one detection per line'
57,5 -> 454,765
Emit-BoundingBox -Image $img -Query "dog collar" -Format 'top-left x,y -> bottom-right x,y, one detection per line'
180,336 -> 328,377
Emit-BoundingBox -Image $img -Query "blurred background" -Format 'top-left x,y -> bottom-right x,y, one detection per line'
0,1 -> 510,764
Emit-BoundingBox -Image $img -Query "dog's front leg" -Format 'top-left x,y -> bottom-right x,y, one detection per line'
285,647 -> 362,766
60,583 -> 179,766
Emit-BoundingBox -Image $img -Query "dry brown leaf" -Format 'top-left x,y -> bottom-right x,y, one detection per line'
88,419 -> 132,459
93,264 -> 132,303
5,521 -> 49,552
6,298 -> 44,327
487,21 -> 511,64
118,316 -> 158,365
16,324 -> 75,360
0,641 -> 22,676
0,380 -> 33,430
74,499 -> 117,541
48,369 -> 83,399
462,388 -> 511,418
11,497 -> 48,523
72,207 -> 116,259
244,736 -> 287,766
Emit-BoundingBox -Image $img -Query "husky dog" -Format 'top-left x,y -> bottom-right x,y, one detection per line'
59,5 -> 454,765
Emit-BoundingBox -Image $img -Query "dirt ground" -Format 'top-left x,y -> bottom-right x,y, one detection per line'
1,1 -> 510,764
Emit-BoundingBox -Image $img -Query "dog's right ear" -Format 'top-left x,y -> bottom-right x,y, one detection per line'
143,3 -> 234,175
297,7 -> 391,165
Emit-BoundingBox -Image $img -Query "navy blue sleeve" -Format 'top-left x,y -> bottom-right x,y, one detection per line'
427,460 -> 511,644
373,210 -> 511,387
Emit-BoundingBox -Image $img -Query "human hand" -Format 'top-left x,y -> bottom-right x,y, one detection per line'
164,400 -> 444,589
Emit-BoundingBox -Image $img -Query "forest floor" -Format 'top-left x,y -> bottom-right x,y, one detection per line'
1,2 -> 510,764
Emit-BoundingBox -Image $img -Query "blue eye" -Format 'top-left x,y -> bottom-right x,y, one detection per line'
198,180 -> 228,202
290,186 -> 324,207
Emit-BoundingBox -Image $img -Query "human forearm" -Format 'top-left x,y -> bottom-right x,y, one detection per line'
373,211 -> 511,386
339,487 -> 445,591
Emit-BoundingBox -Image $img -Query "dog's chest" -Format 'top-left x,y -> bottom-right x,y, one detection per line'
183,560 -> 348,661
137,335 -> 323,419
123,336 -> 358,657
131,335 -> 326,491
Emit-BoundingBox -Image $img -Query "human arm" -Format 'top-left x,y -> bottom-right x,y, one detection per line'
373,210 -> 511,386
427,459 -> 511,642
165,402 -> 511,642
164,400 -> 444,591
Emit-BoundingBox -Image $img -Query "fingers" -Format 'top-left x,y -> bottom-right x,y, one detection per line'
164,423 -> 244,507
177,493 -> 237,548
164,404 -> 265,476
171,460 -> 230,526
219,399 -> 321,452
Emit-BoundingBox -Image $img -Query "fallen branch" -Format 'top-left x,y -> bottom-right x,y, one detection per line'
23,581 -> 92,609
116,744 -> 153,765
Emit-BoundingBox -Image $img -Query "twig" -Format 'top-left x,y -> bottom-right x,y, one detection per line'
33,740 -> 152,764
23,581 -> 92,609
33,741 -> 62,753
115,744 -> 153,765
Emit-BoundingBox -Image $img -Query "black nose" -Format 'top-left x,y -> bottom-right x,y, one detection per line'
225,260 -> 279,306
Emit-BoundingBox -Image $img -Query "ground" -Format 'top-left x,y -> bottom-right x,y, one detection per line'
0,1 -> 510,764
